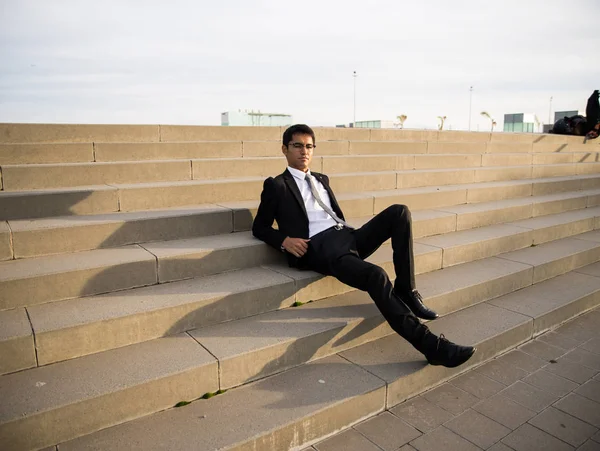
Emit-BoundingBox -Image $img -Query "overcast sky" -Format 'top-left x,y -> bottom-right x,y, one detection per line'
1,0 -> 598,130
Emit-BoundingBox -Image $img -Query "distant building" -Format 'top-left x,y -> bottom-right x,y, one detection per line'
503,113 -> 536,133
350,120 -> 397,129
221,110 -> 293,126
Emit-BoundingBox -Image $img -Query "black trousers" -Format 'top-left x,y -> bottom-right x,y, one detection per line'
305,204 -> 432,349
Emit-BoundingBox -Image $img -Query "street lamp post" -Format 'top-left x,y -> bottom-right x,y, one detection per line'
469,86 -> 473,131
548,96 -> 553,125
353,71 -> 357,127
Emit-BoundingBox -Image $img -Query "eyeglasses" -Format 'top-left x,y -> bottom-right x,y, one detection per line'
288,142 -> 316,150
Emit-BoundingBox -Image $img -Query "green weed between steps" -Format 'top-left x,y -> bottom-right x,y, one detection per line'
174,389 -> 228,407
292,300 -> 314,307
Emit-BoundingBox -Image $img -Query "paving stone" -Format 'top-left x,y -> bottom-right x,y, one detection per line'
488,442 -> 515,451
538,332 -> 581,351
523,370 -> 580,397
502,423 -> 574,451
576,439 -> 600,451
422,383 -> 479,415
354,412 -> 421,451
314,428 -> 381,451
444,409 -> 511,449
555,393 -> 600,428
575,380 -> 600,403
391,396 -> 456,433
544,359 -> 599,384
496,350 -> 549,373
500,381 -> 560,412
529,407 -> 598,448
399,446 -> 418,451
592,430 -> 600,442
562,348 -> 600,371
472,394 -> 536,430
475,359 -> 528,386
409,426 -> 482,451
581,338 -> 600,356
554,314 -> 600,344
449,371 -> 505,400
519,340 -> 568,362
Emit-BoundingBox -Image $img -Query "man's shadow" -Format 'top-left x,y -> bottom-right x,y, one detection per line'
71,211 -> 429,411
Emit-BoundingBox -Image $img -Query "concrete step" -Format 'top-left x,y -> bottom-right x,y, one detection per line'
1,139 -> 594,166
0,243 -> 441,371
3,191 -> 600,310
1,160 -> 193,191
7,176 -> 600,259
0,185 -> 121,220
0,245 -> 158,311
21,266 -> 599,451
8,204 -> 235,258
0,123 -> 161,144
4,156 -> 600,194
3,164 -> 598,220
0,230 -> 287,310
0,221 -> 11,261
3,193 -> 600,310
533,141 -> 600,153
0,123 -> 288,143
372,174 -> 600,212
0,333 -> 220,451
0,143 -> 95,164
186,256 -> 534,390
337,275 -> 600,409
8,221 -> 600,374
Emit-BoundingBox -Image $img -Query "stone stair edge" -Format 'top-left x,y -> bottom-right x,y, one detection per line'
1,122 -> 594,144
5,265 -> 599,451
3,191 -> 600,279
3,149 -> 600,167
4,220 -> 600,374
3,165 -> 600,195
0,173 -> 596,261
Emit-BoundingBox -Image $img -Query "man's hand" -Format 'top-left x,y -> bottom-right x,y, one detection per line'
282,237 -> 310,257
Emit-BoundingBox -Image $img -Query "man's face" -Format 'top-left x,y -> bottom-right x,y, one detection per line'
282,133 -> 314,172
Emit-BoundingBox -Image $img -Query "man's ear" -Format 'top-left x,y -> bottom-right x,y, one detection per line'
281,145 -> 287,155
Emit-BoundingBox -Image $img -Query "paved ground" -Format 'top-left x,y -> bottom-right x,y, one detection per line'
306,306 -> 600,451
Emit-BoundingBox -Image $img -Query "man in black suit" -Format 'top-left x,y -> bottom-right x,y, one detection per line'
253,124 -> 475,368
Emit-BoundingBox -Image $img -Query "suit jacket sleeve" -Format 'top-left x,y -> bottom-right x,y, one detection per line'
252,177 -> 288,250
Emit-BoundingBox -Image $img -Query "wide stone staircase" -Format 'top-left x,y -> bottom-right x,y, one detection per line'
1,123 -> 600,451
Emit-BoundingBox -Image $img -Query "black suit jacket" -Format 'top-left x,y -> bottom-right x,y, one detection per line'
252,169 -> 346,268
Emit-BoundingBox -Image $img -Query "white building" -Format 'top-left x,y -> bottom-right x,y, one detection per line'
221,110 -> 293,126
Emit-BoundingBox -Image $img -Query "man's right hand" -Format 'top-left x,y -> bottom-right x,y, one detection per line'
282,237 -> 311,258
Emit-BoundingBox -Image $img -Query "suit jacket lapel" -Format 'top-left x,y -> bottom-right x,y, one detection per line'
283,169 -> 308,220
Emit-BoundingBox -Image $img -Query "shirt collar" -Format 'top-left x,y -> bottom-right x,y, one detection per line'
287,166 -> 311,181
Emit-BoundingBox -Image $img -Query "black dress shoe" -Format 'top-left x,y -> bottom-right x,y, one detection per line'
426,334 -> 476,368
398,289 -> 439,320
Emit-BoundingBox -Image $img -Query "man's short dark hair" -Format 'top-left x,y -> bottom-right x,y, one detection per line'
283,124 -> 316,147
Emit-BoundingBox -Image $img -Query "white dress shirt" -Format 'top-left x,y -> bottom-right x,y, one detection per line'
287,166 -> 338,237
